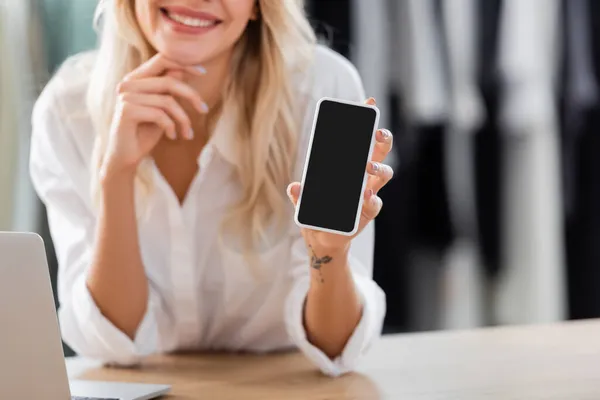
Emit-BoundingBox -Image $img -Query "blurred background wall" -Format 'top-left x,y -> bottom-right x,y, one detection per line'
2,0 -> 600,354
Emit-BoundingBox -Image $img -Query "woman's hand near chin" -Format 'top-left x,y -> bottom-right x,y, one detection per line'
101,53 -> 209,181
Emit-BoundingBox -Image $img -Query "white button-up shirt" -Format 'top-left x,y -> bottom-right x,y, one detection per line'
29,45 -> 386,377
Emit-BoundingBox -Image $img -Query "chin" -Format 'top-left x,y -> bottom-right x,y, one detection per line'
156,45 -> 213,66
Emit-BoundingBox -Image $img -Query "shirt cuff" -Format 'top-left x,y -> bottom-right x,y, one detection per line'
285,274 -> 386,377
61,275 -> 158,366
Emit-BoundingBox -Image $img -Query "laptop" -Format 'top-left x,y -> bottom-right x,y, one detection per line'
0,232 -> 171,399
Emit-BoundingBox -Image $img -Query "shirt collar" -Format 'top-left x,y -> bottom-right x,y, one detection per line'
203,104 -> 240,167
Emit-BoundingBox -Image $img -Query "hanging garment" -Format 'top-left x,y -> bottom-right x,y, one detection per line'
390,0 -> 453,250
388,0 -> 455,332
438,0 -> 481,242
564,112 -> 600,319
560,0 -> 599,220
394,0 -> 449,125
472,0 -> 504,283
372,118 -> 412,332
407,123 -> 454,331
437,0 -> 488,330
559,0 -> 599,320
438,0 -> 485,135
495,0 -> 566,324
563,1 -> 600,319
350,0 -> 392,140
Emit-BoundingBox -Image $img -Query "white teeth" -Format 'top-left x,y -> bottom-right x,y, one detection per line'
167,12 -> 216,27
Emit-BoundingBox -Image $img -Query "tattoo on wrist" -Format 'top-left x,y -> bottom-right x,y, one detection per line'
308,245 -> 332,283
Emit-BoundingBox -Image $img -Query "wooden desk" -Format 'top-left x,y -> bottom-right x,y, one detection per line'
66,319 -> 600,399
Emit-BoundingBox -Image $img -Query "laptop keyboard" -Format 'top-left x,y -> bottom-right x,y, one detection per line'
72,397 -> 120,400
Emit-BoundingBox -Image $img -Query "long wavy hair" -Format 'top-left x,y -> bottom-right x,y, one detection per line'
88,0 -> 316,262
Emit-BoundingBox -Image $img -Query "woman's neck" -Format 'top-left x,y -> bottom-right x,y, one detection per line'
184,51 -> 232,113
166,50 -> 231,143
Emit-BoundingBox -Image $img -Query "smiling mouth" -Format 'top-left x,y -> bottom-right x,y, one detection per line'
160,8 -> 222,28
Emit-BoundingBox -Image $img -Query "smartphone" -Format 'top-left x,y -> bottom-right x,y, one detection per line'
295,97 -> 380,236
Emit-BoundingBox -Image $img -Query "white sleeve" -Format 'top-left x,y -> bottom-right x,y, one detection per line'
29,83 -> 160,366
284,53 -> 386,376
284,225 -> 386,377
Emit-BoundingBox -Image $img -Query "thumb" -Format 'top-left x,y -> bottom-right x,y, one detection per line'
365,97 -> 376,106
286,182 -> 301,206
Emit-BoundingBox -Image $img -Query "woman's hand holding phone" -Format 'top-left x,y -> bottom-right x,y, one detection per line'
287,97 -> 394,254
101,53 -> 208,179
287,97 -> 394,358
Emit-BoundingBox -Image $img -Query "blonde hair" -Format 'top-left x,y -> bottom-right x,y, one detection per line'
88,0 -> 316,259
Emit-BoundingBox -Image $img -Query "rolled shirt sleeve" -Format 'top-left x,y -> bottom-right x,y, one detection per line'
284,223 -> 386,377
60,273 -> 159,365
29,77 -> 159,365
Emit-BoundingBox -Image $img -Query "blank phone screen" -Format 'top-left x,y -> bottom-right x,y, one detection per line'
297,99 -> 378,233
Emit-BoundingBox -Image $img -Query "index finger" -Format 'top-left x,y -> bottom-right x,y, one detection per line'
124,53 -> 205,81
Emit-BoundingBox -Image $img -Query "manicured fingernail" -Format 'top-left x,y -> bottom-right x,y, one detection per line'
287,184 -> 300,199
379,129 -> 391,140
292,184 -> 300,197
195,65 -> 207,74
200,102 -> 209,113
371,162 -> 379,173
188,128 -> 194,140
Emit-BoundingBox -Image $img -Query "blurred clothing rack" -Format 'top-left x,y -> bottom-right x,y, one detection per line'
308,0 -> 593,332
